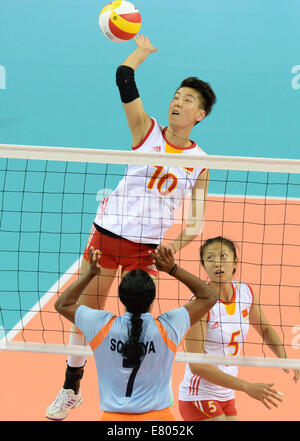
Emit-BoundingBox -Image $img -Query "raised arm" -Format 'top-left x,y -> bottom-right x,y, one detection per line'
150,246 -> 218,326
116,35 -> 157,147
55,248 -> 101,323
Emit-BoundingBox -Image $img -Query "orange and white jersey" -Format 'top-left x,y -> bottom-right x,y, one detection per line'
178,281 -> 254,401
94,118 -> 206,244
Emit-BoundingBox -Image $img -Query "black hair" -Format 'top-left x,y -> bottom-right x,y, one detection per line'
178,77 -> 216,120
200,236 -> 237,274
118,270 -> 156,365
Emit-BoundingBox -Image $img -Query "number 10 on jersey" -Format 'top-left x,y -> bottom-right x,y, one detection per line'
147,166 -> 178,196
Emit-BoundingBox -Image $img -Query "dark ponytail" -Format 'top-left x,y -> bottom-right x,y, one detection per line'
118,270 -> 156,365
121,312 -> 145,365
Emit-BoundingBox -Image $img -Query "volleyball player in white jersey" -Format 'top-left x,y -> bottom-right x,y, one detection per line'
178,236 -> 299,421
46,35 -> 216,420
52,246 -> 218,421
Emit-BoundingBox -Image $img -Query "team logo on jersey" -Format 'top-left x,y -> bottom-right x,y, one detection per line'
182,167 -> 194,176
152,145 -> 161,152
241,308 -> 249,322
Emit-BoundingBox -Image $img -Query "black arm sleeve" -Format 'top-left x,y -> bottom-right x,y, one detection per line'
116,65 -> 140,104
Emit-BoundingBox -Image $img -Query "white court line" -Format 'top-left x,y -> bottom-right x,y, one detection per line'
208,193 -> 300,202
0,258 -> 81,344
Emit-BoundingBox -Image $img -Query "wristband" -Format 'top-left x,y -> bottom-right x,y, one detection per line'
169,264 -> 178,276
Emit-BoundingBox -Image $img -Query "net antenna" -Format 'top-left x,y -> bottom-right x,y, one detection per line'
1,143 -> 300,370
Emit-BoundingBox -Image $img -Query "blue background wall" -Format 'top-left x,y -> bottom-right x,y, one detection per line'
1,0 -> 299,156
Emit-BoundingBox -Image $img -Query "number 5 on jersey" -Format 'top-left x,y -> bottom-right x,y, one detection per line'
227,330 -> 241,356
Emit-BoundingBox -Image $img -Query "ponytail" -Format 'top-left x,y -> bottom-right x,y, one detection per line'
121,312 -> 145,365
118,269 -> 156,366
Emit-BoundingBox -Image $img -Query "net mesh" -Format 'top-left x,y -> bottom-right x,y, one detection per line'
0,144 -> 300,369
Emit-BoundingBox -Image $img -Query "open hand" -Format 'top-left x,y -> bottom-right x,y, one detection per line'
244,382 -> 283,409
293,369 -> 300,383
134,34 -> 158,54
149,246 -> 175,274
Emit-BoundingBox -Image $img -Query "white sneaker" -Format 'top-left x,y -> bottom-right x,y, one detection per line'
46,388 -> 82,420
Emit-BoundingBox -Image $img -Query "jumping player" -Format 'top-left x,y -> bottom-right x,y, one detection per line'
178,236 -> 300,421
46,35 -> 216,420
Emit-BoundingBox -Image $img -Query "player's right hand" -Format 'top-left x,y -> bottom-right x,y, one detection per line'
149,245 -> 174,273
244,382 -> 283,409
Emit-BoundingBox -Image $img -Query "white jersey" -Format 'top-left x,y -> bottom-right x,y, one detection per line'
179,281 -> 254,401
94,118 -> 206,244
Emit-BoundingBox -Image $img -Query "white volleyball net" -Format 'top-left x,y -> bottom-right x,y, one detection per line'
0,143 -> 300,370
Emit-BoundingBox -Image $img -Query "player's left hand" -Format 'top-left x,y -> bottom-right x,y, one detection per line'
134,34 -> 158,54
293,369 -> 300,383
165,242 -> 177,255
282,367 -> 300,383
244,382 -> 283,409
88,246 -> 102,276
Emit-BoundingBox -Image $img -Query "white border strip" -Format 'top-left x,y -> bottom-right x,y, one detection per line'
208,193 -> 300,201
175,352 -> 300,369
0,342 -> 299,369
0,258 -> 81,344
1,144 -> 300,174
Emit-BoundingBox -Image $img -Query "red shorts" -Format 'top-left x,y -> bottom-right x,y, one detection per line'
179,399 -> 237,421
83,224 -> 158,277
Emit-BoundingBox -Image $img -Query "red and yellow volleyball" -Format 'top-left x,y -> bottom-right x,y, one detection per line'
99,1 -> 142,43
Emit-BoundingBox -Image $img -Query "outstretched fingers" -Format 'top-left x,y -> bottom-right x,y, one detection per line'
149,245 -> 174,273
261,384 -> 283,409
134,34 -> 158,53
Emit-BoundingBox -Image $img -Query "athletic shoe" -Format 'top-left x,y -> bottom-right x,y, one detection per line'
46,388 -> 82,420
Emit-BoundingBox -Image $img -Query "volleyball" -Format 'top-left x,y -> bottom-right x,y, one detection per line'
99,1 -> 142,43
